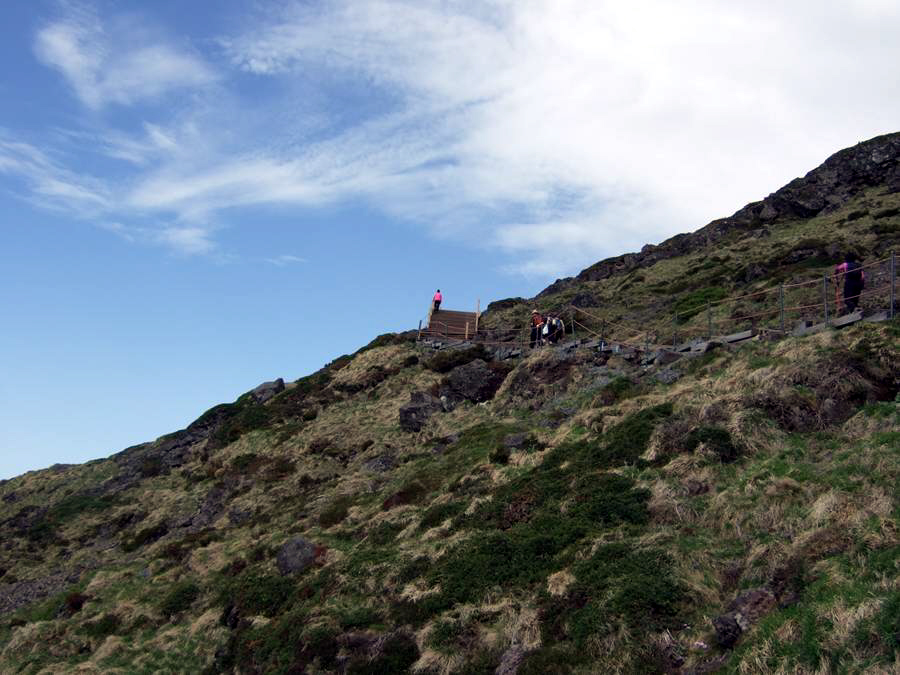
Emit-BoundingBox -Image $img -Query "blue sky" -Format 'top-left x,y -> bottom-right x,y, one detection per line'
2,0 -> 899,480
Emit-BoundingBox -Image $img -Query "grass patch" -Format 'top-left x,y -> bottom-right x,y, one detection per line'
674,287 -> 728,321
219,569 -> 297,618
159,581 -> 200,617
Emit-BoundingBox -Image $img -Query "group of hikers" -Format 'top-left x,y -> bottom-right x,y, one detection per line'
530,310 -> 565,348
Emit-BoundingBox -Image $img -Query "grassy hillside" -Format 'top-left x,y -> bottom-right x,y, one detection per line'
0,136 -> 898,674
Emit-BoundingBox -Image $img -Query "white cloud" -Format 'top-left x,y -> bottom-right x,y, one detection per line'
34,2 -> 216,109
10,0 -> 900,278
0,136 -> 110,214
265,254 -> 307,266
213,0 -> 900,275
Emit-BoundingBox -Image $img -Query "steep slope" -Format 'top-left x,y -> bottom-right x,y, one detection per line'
481,131 -> 900,343
0,136 -> 898,675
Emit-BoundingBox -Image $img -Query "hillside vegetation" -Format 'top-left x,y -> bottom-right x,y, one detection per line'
0,135 -> 898,674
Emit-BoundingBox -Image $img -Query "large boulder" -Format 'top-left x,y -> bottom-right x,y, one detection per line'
443,359 -> 507,404
399,392 -> 443,432
276,536 -> 318,576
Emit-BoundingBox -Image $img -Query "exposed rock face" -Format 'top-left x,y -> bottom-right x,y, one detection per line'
276,537 -> 318,576
529,132 -> 900,299
713,588 -> 777,648
399,392 -> 443,432
250,378 -> 284,403
443,359 -> 507,404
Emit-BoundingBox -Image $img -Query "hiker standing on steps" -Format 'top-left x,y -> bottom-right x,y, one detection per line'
530,310 -> 544,348
834,253 -> 865,314
433,289 -> 442,312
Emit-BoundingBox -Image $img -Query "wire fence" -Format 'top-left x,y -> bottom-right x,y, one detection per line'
419,252 -> 897,353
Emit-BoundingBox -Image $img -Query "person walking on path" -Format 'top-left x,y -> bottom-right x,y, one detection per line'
834,253 -> 865,314
530,310 -> 544,348
433,290 -> 442,312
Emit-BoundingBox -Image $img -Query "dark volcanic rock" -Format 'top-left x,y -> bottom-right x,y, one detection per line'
713,588 -> 777,648
0,568 -> 87,615
250,378 -> 284,403
399,392 -> 443,432
363,455 -> 397,473
443,359 -> 507,404
276,536 -> 318,576
570,292 -> 599,308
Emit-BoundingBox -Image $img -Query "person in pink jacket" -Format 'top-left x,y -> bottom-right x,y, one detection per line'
433,290 -> 442,311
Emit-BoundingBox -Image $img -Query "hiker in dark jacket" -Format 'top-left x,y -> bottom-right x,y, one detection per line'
834,254 -> 865,313
530,310 -> 544,348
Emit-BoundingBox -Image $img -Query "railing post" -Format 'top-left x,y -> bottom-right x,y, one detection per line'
465,322 -> 469,341
475,299 -> 480,335
707,302 -> 712,340
779,284 -> 785,333
891,251 -> 896,319
823,275 -> 829,325
417,319 -> 422,340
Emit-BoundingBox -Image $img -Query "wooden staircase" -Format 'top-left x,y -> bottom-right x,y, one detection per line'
424,309 -> 479,340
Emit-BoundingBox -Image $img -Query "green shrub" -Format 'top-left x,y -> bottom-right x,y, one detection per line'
320,495 -> 354,527
367,520 -> 406,545
419,502 -> 465,530
594,377 -> 639,406
219,570 -> 295,618
159,581 -> 200,617
596,403 -> 674,466
674,287 -> 728,321
539,544 -> 683,650
80,613 -> 121,638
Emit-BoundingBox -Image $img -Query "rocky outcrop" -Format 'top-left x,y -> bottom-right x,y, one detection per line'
532,132 -> 900,299
276,537 -> 319,576
713,588 -> 777,648
399,392 -> 444,432
442,359 -> 508,404
250,378 -> 284,403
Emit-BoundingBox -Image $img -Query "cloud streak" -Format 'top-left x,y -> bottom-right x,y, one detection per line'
6,0 -> 900,274
34,2 -> 216,109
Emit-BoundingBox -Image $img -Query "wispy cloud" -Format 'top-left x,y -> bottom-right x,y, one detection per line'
265,254 -> 306,266
6,0 -> 900,276
0,135 -> 110,214
34,2 -> 216,109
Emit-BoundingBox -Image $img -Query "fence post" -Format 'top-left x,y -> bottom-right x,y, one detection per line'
465,322 -> 469,341
779,284 -> 785,333
475,299 -> 480,335
823,275 -> 829,325
417,319 -> 422,341
891,251 -> 896,319
707,302 -> 712,340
